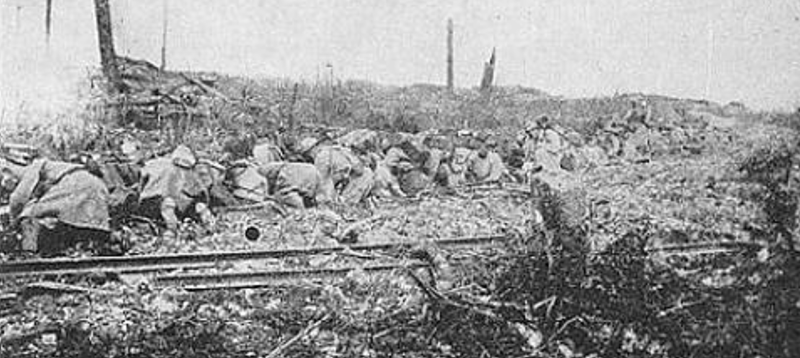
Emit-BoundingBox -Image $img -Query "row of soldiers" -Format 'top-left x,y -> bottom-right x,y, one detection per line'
224,127 -> 509,209
0,125 -> 521,255
0,112 -> 619,255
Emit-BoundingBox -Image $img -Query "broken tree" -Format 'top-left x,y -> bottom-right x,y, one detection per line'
479,48 -> 496,94
94,0 -> 122,93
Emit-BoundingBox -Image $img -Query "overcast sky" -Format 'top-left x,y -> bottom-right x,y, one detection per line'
2,0 -> 799,115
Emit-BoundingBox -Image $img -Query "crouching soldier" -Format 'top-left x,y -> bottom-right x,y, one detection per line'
138,145 -> 215,238
256,162 -> 335,209
74,143 -> 142,226
299,138 -> 374,205
1,158 -> 111,255
226,159 -> 271,203
371,147 -> 413,198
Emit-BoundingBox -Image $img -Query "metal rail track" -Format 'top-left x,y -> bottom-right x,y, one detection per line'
149,240 -> 764,291
0,234 -> 508,277
156,261 -> 431,291
646,241 -> 764,256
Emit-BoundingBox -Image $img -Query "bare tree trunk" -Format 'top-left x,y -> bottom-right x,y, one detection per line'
479,48 -> 496,94
446,19 -> 454,92
94,0 -> 122,93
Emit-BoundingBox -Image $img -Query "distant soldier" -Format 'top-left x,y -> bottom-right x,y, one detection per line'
1,158 -> 111,255
623,125 -> 653,163
467,138 -> 507,183
561,132 -> 595,172
596,114 -> 626,158
371,147 -> 413,198
138,145 -> 216,238
394,139 -> 437,195
622,98 -> 652,128
620,99 -> 655,162
519,115 -> 568,182
256,162 -> 335,209
444,147 -> 473,187
582,136 -> 609,169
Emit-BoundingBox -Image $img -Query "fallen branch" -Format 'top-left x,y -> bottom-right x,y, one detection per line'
406,270 -> 500,320
265,313 -> 332,358
23,282 -> 116,296
179,73 -> 233,102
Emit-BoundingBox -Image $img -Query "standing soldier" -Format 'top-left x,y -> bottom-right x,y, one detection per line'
519,115 -> 567,183
621,99 -> 654,163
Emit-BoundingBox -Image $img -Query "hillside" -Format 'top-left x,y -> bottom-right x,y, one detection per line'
1,57 -> 799,358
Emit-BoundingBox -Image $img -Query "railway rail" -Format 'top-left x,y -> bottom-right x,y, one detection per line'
0,234 -> 509,277
0,231 -> 763,291
155,261 -> 432,291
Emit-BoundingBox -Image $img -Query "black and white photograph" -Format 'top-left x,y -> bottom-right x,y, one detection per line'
1,1 -> 799,357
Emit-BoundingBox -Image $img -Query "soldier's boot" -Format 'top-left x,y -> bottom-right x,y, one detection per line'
19,218 -> 41,253
160,198 -> 180,239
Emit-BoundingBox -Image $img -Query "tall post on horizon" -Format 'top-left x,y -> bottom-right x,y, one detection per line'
161,0 -> 168,70
45,0 -> 53,44
446,18 -> 454,92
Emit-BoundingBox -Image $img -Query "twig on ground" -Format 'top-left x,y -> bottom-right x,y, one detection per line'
265,313 -> 332,358
23,282 -> 116,296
